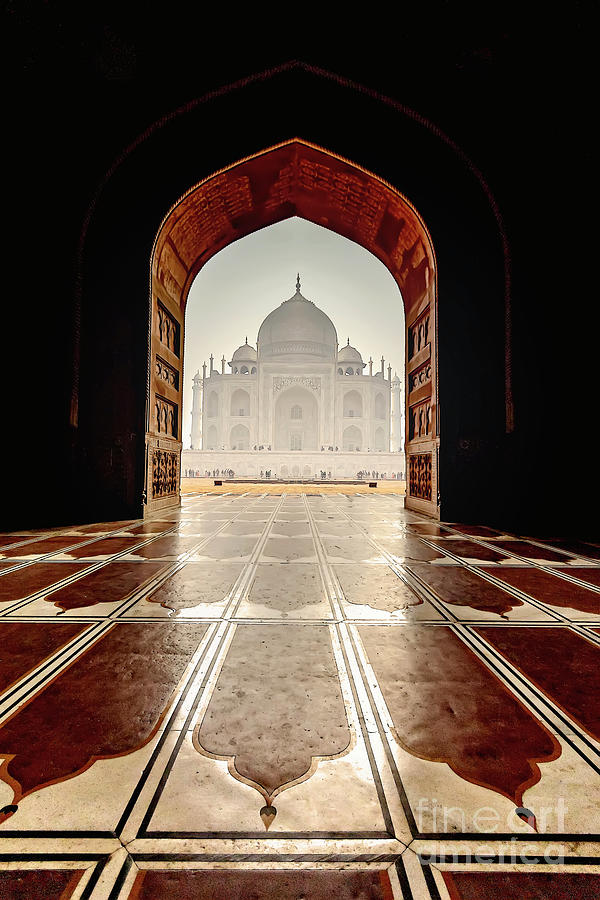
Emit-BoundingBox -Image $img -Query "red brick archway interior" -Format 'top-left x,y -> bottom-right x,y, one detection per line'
147,139 -> 439,516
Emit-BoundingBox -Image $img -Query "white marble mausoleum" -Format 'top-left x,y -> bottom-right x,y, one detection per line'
183,277 -> 405,480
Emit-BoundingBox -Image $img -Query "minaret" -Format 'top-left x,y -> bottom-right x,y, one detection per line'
209,354 -> 214,375
221,355 -> 226,375
391,372 -> 402,452
190,370 -> 202,449
369,356 -> 373,376
380,356 -> 385,376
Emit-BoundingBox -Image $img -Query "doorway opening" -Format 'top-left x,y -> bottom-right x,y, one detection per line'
148,139 -> 438,516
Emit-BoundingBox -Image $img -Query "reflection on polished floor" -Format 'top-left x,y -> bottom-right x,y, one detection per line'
0,491 -> 599,899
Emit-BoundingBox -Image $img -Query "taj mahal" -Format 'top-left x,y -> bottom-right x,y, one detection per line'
182,277 -> 405,480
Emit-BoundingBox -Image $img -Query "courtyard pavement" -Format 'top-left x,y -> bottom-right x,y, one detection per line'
0,491 -> 599,898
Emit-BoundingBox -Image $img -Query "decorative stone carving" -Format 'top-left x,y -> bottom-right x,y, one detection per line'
273,376 -> 321,395
157,302 -> 180,356
155,355 -> 180,389
408,308 -> 430,360
155,396 -> 178,438
409,362 -> 432,392
152,448 -> 179,498
409,453 -> 432,500
409,400 -> 432,440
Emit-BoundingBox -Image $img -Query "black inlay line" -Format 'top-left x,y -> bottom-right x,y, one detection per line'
327,498 -> 454,623
302,495 -> 339,621
225,495 -> 288,619
2,499 -> 264,619
430,530 -> 600,594
462,623 -> 600,756
132,852 -> 402,862
111,505 -> 261,620
114,623 -> 219,836
418,854 -> 600,865
394,856 -> 415,900
458,626 -> 600,770
107,854 -> 134,900
420,863 -> 443,900
80,857 -> 110,900
334,622 -> 395,838
420,548 -> 577,625
136,622 -> 234,837
142,830 -> 390,840
346,625 -> 418,836
0,622 -> 108,715
0,522 -> 181,614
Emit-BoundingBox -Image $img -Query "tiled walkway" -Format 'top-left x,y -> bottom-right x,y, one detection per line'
0,491 -> 599,898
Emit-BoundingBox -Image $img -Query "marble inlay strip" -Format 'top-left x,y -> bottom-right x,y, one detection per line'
475,626 -> 600,742
0,622 -> 87,695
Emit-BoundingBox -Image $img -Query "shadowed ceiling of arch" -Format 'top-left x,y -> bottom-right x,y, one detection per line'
152,140 -> 434,317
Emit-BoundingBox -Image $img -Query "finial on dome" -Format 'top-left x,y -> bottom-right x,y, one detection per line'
347,337 -> 350,346
245,336 -> 248,344
296,273 -> 301,293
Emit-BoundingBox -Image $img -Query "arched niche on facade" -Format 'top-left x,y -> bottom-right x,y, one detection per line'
207,391 -> 219,418
205,424 -> 218,450
230,388 -> 250,417
343,425 -> 362,451
230,423 -> 249,450
343,390 -> 363,418
374,393 -> 386,419
273,385 -> 318,452
375,426 -> 387,451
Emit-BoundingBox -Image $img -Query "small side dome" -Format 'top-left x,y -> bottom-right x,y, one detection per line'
229,337 -> 257,367
337,338 -> 365,368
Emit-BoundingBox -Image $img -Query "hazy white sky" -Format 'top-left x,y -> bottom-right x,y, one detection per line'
182,218 -> 405,448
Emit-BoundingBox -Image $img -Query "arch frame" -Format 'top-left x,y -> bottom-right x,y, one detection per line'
147,137 -> 440,516
74,66 -> 507,526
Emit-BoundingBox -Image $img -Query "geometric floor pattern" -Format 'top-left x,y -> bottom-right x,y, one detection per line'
1,491 -> 599,899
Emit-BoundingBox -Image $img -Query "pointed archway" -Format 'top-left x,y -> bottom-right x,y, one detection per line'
147,138 -> 439,516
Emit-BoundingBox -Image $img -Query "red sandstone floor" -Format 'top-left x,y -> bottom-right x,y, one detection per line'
0,491 -> 599,898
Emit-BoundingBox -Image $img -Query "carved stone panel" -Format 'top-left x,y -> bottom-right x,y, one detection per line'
409,400 -> 432,440
155,396 -> 178,438
152,449 -> 179,499
408,308 -> 430,360
409,362 -> 432,393
157,301 -> 181,357
155,356 -> 180,390
409,453 -> 432,500
273,376 -> 321,395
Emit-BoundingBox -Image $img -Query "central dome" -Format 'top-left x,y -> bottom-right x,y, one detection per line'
257,276 -> 338,361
